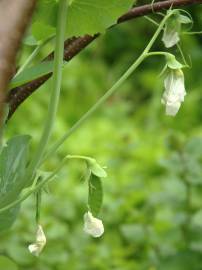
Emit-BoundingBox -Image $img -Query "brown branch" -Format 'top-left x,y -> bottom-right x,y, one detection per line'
7,0 -> 202,120
0,0 -> 36,124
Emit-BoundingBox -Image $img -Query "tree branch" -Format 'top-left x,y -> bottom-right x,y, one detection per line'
0,0 -> 36,124
7,0 -> 202,120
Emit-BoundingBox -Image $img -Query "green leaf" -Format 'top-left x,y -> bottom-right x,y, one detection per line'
10,61 -> 54,89
0,206 -> 20,232
31,21 -> 55,41
66,0 -> 134,37
0,135 -> 31,231
34,0 -> 58,27
0,135 -> 31,196
31,0 -> 134,39
25,0 -> 58,42
88,175 -> 103,216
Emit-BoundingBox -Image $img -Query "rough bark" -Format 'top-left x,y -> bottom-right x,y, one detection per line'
0,0 -> 36,124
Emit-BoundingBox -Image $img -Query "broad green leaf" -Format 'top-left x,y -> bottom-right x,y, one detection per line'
0,135 -> 31,196
32,21 -> 55,41
31,0 -> 134,40
34,0 -> 58,27
0,135 -> 31,231
0,206 -> 20,232
66,0 -> 134,37
30,0 -> 57,42
10,61 -> 54,89
88,175 -> 103,216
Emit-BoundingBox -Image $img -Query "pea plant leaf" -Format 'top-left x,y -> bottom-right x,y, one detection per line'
34,0 -> 58,27
10,61 -> 54,89
31,0 -> 134,41
0,206 -> 20,232
88,174 -> 103,216
31,21 -> 55,42
66,0 -> 134,37
0,135 -> 31,231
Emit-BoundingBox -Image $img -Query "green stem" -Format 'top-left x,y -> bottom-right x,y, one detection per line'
43,10 -> 176,162
66,154 -> 93,161
35,189 -> 42,224
183,31 -> 202,35
147,51 -> 173,57
144,16 -> 159,27
26,0 -> 68,184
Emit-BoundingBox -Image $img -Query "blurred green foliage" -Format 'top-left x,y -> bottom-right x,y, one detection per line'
1,3 -> 202,270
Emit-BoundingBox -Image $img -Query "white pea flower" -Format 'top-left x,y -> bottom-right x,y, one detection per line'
162,16 -> 180,48
162,28 -> 180,48
83,211 -> 104,238
161,69 -> 186,116
162,12 -> 192,48
28,224 -> 46,256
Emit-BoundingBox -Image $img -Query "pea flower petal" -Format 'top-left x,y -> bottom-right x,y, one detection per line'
162,27 -> 180,48
161,69 -> 186,116
83,211 -> 104,238
162,11 -> 191,48
28,224 -> 46,256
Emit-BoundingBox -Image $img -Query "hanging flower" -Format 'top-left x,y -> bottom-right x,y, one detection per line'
28,224 -> 46,256
161,69 -> 186,116
162,12 -> 192,48
83,211 -> 104,238
162,22 -> 180,48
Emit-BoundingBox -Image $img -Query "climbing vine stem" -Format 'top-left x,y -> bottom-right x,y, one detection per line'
26,0 -> 68,185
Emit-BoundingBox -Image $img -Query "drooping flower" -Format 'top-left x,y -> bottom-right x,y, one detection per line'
161,69 -> 186,116
162,12 -> 192,48
162,23 -> 180,48
83,211 -> 104,238
28,224 -> 46,256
